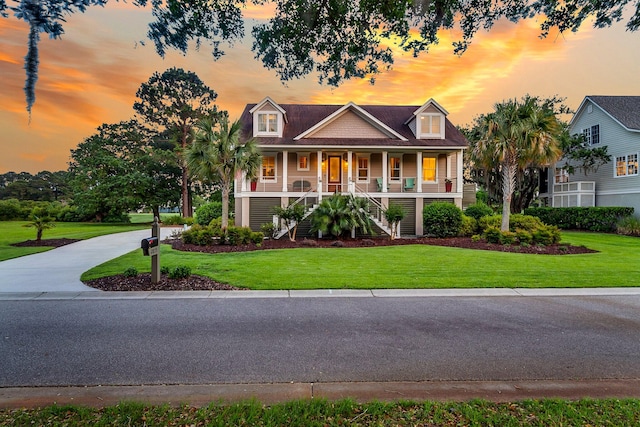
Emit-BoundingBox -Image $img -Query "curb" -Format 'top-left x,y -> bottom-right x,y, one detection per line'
3,379 -> 640,409
2,287 -> 640,300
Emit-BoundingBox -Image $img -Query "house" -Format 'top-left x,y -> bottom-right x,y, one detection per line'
546,96 -> 640,215
234,97 -> 468,237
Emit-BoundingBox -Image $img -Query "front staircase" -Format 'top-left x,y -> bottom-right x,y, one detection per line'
274,188 -> 394,240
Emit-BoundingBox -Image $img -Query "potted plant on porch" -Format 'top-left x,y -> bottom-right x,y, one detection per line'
445,178 -> 453,192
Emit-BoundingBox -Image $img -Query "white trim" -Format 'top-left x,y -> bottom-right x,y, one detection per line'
249,96 -> 286,116
258,144 -> 464,150
571,97 -> 640,133
421,155 -> 437,183
297,152 -> 310,171
389,154 -> 402,182
254,111 -> 283,137
260,153 -> 277,183
294,101 -> 408,141
406,98 -> 449,124
355,153 -> 371,183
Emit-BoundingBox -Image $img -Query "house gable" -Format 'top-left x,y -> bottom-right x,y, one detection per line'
294,102 -> 408,141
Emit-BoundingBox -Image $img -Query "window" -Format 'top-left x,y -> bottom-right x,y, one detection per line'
422,157 -> 436,181
389,156 -> 401,181
616,154 -> 638,177
261,155 -> 276,181
257,113 -> 278,133
554,168 -> 569,184
297,153 -> 309,171
357,155 -> 369,182
583,125 -> 600,145
419,114 -> 443,138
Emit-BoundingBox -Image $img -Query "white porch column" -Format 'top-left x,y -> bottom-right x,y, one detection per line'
382,151 -> 388,193
317,150 -> 323,202
446,153 -> 452,183
456,150 -> 464,193
240,171 -> 247,193
347,151 -> 354,193
282,151 -> 288,192
416,151 -> 423,193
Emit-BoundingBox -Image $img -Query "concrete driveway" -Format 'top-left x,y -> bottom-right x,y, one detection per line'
0,228 -> 179,293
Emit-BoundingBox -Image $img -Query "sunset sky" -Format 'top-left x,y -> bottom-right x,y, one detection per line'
1,3 -> 639,174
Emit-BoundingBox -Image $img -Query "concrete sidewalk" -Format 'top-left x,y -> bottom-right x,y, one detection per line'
0,228 -> 179,293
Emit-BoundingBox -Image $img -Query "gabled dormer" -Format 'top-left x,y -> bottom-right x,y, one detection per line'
249,97 -> 287,137
406,98 -> 448,140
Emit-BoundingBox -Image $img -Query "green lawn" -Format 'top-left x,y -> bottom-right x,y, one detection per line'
82,231 -> 640,289
2,398 -> 639,426
128,212 -> 181,224
0,221 -> 148,262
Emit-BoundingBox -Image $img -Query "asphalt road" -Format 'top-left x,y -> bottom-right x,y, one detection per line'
2,294 -> 640,387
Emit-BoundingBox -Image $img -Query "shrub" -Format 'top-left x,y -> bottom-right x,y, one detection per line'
464,202 -> 494,221
476,189 -> 489,204
195,202 -> 223,226
478,214 -> 502,232
383,203 -> 406,240
224,226 -> 254,245
422,202 -> 463,238
260,222 -> 277,239
250,231 -> 265,245
509,214 -> 546,232
524,206 -> 634,232
182,224 -> 215,245
459,215 -> 477,237
532,226 -> 561,245
499,231 -> 517,245
0,199 -> 26,220
123,267 -> 138,277
163,215 -> 194,226
310,194 -> 374,238
471,234 -> 482,242
168,265 -> 192,279
616,216 -> 640,237
515,229 -> 533,245
484,226 -> 502,244
160,266 -> 170,275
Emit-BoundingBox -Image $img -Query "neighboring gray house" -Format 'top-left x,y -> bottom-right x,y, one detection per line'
547,96 -> 640,216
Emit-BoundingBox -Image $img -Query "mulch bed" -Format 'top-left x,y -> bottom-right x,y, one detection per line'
14,235 -> 597,292
11,238 -> 81,247
170,236 -> 597,256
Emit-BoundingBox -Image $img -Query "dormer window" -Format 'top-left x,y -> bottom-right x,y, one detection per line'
258,113 -> 278,134
419,114 -> 444,138
250,97 -> 286,137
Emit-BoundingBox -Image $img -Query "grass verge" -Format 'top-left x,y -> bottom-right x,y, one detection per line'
1,398 -> 639,426
0,221 -> 148,262
82,231 -> 640,289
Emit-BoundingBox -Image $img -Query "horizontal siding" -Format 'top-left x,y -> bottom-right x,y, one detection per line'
249,198 -> 281,231
567,100 -> 640,196
309,111 -> 389,139
392,198 -> 416,236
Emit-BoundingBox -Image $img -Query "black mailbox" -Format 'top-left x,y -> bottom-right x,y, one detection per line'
141,237 -> 159,256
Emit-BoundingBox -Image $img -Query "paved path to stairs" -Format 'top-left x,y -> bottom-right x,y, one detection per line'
0,228 -> 180,293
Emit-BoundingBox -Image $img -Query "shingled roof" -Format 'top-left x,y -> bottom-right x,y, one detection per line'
239,103 -> 468,148
586,96 -> 640,131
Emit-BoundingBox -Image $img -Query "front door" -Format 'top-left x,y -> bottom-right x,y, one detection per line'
328,155 -> 342,193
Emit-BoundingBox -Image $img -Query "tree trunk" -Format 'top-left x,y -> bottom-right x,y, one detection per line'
180,123 -> 192,218
501,161 -> 517,232
36,228 -> 43,241
221,185 -> 230,229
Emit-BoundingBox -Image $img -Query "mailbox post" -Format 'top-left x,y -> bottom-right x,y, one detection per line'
141,217 -> 161,283
151,216 -> 160,283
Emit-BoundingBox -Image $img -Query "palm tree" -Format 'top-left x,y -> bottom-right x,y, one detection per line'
186,116 -> 262,229
474,97 -> 562,231
24,214 -> 55,241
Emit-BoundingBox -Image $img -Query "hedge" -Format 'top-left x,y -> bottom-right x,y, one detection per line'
523,206 -> 634,232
